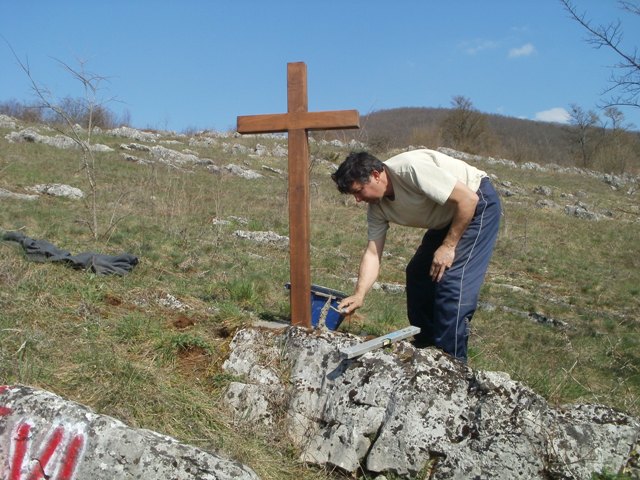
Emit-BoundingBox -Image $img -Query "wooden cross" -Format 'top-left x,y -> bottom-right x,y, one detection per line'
237,62 -> 359,328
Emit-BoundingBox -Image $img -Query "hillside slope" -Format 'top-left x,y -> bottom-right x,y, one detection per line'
0,116 -> 639,479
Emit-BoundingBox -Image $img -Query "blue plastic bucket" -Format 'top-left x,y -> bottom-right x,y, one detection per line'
285,283 -> 347,330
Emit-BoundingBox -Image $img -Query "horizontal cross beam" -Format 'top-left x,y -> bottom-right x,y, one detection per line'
237,110 -> 360,134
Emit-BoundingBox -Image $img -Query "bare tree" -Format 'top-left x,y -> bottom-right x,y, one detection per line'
597,106 -> 638,172
440,96 -> 495,154
566,104 -> 602,168
6,43 -> 119,240
560,0 -> 640,110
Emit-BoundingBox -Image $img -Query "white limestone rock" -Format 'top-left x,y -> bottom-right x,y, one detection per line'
27,183 -> 85,199
222,327 -> 640,479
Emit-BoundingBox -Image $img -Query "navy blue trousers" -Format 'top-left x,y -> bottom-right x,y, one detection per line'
406,177 -> 501,361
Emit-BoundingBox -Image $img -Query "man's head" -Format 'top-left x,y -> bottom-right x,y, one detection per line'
331,152 -> 387,203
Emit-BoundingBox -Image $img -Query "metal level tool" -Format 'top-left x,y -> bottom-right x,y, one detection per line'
340,326 -> 421,359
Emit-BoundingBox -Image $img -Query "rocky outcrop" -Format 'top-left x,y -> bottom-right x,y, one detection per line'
106,126 -> 159,142
0,188 -> 39,201
0,385 -> 259,480
565,200 -> 613,221
233,230 -> 289,246
438,147 -> 640,193
208,164 -> 263,179
0,114 -> 17,129
27,183 -> 85,199
222,327 -> 640,479
5,128 -> 113,152
119,143 -> 215,167
149,145 -> 202,165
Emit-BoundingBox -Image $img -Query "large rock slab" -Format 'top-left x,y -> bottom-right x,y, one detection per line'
0,385 -> 260,480
222,327 -> 640,479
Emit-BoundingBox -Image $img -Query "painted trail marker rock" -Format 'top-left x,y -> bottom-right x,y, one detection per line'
0,385 -> 259,480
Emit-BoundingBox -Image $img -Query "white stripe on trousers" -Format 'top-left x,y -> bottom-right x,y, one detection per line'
453,186 -> 488,359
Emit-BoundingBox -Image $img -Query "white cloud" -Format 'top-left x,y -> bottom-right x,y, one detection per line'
461,39 -> 499,55
508,43 -> 536,58
535,107 -> 570,124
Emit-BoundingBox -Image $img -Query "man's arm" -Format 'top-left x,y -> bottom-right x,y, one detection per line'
338,235 -> 386,314
430,180 -> 479,282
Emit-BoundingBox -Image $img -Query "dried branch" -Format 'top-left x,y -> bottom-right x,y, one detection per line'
560,0 -> 640,109
560,0 -> 640,108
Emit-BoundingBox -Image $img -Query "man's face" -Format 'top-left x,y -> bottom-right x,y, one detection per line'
349,171 -> 385,204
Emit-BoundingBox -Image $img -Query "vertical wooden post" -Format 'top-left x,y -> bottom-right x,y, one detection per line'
286,63 -> 311,329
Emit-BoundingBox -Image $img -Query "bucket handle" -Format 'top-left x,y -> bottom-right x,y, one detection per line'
318,294 -> 339,329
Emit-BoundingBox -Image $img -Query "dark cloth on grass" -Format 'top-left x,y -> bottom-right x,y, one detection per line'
2,231 -> 138,276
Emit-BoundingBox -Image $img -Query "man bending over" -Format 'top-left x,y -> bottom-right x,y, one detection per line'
331,149 -> 501,362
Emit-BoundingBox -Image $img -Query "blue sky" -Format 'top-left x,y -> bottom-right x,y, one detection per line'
1,1 -> 639,132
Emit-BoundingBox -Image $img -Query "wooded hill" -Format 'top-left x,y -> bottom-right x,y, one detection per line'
324,106 -> 640,175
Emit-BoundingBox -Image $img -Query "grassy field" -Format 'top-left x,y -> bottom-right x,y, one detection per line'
1,123 -> 639,479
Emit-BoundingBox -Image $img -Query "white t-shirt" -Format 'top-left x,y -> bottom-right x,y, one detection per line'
367,149 -> 486,240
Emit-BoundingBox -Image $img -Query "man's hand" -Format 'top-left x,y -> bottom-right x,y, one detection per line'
338,295 -> 364,315
339,236 -> 386,315
430,181 -> 478,282
430,244 -> 455,282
